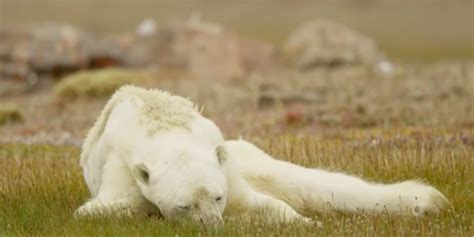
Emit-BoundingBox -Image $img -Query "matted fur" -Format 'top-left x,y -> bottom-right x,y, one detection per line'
80,85 -> 198,167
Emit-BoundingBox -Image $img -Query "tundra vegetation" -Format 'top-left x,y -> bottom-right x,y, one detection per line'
0,134 -> 472,236
0,104 -> 23,125
1,50 -> 473,237
0,1 -> 473,236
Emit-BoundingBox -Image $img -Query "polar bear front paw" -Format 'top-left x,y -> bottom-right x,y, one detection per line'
74,201 -> 103,217
74,199 -> 134,217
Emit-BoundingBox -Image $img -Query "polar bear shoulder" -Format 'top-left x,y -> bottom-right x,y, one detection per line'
80,85 -> 199,167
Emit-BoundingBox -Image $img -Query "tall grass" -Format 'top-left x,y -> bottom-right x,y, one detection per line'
0,132 -> 472,236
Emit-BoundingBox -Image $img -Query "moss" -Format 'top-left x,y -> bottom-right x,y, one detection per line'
0,104 -> 23,125
54,68 -> 154,100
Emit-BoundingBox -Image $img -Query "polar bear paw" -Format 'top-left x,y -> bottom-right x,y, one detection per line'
74,199 -> 134,217
391,181 -> 449,216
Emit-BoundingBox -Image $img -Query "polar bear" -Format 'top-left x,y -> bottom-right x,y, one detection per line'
75,85 -> 307,225
225,140 -> 449,216
76,85 -> 448,225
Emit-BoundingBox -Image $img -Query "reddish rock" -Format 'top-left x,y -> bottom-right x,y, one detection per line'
285,103 -> 307,124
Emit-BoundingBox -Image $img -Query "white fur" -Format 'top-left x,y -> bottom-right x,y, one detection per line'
225,140 -> 449,216
76,86 -> 307,225
76,85 -> 448,225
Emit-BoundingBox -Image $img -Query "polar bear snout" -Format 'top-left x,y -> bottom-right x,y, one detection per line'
158,185 -> 227,226
157,199 -> 225,227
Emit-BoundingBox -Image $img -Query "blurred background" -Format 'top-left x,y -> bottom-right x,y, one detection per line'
2,0 -> 473,61
0,0 -> 473,144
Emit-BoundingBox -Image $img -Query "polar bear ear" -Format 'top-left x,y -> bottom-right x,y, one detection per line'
215,145 -> 228,166
133,163 -> 150,185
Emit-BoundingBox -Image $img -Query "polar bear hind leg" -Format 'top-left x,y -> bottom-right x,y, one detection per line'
222,159 -> 311,223
225,139 -> 449,216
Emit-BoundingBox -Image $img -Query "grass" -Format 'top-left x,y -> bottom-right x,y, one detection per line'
1,132 -> 472,236
0,104 -> 23,125
0,2 -> 472,235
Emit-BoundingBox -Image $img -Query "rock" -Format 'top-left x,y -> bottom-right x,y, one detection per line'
167,16 -> 245,80
136,18 -> 158,37
53,68 -> 154,100
239,37 -> 274,72
0,23 -> 127,81
0,19 -> 275,84
285,103 -> 308,124
127,16 -> 274,80
28,23 -> 90,72
282,19 -> 390,71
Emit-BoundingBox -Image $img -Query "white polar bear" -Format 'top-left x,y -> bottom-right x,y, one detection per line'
75,85 -> 307,225
225,140 -> 449,216
76,85 -> 448,225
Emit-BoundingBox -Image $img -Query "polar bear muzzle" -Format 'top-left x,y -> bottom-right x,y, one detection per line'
129,145 -> 229,225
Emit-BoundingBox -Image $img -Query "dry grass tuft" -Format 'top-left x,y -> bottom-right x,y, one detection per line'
0,104 -> 23,125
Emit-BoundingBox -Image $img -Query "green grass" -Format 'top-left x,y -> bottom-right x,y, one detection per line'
0,104 -> 23,125
1,133 -> 472,236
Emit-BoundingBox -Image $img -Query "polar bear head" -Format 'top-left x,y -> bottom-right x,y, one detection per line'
132,144 -> 229,225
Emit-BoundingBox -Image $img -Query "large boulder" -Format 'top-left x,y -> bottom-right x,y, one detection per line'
169,16 -> 245,80
127,16 -> 274,80
282,19 -> 392,73
0,23 -> 126,82
0,18 -> 275,85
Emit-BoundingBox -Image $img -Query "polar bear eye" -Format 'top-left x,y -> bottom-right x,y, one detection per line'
215,196 -> 223,202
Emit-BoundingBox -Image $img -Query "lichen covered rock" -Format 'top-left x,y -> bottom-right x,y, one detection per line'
0,23 -> 126,82
54,68 -> 153,100
128,16 -> 274,80
282,19 -> 389,71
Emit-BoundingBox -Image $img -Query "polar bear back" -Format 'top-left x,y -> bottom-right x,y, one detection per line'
81,85 -> 199,165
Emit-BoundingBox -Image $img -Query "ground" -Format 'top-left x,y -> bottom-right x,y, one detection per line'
0,62 -> 473,236
0,1 -> 473,236
0,132 -> 472,236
